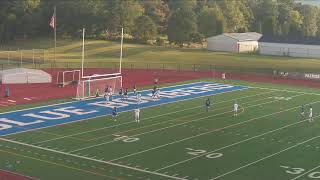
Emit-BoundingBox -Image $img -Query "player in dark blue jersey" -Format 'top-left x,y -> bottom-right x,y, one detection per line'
112,107 -> 118,121
119,88 -> 123,100
124,88 -> 128,99
205,98 -> 211,112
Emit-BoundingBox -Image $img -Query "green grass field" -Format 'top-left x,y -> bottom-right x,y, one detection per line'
2,38 -> 320,73
1,79 -> 320,180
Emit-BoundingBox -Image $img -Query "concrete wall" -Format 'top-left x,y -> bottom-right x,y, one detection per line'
259,42 -> 320,58
207,35 -> 238,53
238,41 -> 259,53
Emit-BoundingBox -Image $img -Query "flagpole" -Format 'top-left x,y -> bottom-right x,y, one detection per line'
119,28 -> 123,74
81,28 -> 85,78
54,6 -> 56,65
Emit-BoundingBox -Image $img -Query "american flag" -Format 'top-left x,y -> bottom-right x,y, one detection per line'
49,13 -> 55,29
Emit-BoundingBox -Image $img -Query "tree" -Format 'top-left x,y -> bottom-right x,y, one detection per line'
221,0 -> 249,32
133,15 -> 157,42
167,0 -> 197,11
299,5 -> 318,37
108,0 -> 144,34
258,0 -> 279,36
288,10 -> 303,36
141,0 -> 169,34
167,8 -> 197,45
198,5 -> 224,37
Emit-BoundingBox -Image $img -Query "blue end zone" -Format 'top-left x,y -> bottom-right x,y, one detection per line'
0,82 -> 248,136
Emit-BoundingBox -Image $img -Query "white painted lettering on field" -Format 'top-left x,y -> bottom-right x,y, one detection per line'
0,124 -> 12,130
55,106 -> 98,115
0,118 -> 43,126
23,111 -> 70,120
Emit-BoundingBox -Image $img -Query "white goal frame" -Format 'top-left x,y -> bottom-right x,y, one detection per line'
57,69 -> 81,87
80,28 -> 123,79
76,75 -> 122,100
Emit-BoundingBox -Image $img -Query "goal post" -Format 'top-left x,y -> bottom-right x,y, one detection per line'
57,70 -> 81,87
76,75 -> 122,100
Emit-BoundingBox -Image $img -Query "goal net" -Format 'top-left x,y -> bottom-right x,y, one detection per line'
57,70 -> 81,87
76,75 -> 122,100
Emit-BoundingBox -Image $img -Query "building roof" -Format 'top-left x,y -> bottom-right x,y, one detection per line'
259,36 -> 320,45
223,32 -> 262,41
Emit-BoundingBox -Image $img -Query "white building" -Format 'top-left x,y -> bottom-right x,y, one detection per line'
207,32 -> 262,53
259,36 -> 320,58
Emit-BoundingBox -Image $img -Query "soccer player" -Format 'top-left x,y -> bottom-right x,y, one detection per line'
154,78 -> 159,85
133,84 -> 137,95
137,92 -> 142,104
119,88 -> 123,100
124,88 -> 128,99
155,88 -> 160,99
109,86 -> 113,96
112,107 -> 118,121
134,108 -> 140,123
205,98 -> 211,112
309,105 -> 314,122
300,104 -> 305,119
104,92 -> 110,104
151,88 -> 156,99
233,101 -> 239,117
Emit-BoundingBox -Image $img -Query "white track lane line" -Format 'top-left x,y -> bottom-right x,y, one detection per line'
34,90 -> 275,145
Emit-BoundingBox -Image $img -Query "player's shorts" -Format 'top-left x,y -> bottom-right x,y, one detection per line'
234,108 -> 238,112
309,113 -> 313,118
301,112 -> 305,116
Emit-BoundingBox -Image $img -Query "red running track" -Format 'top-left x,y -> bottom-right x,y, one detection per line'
0,170 -> 35,180
0,68 -> 319,107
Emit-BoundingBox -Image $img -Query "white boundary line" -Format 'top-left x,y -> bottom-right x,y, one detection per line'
105,96 -> 309,162
0,138 -> 186,180
210,135 -> 320,180
69,95 -> 302,153
3,83 -> 250,137
156,115 -> 320,172
34,89 -> 273,145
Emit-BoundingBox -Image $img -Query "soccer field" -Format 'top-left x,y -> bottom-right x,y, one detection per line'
1,79 -> 320,180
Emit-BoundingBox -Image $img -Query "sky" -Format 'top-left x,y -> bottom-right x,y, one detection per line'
296,0 -> 320,6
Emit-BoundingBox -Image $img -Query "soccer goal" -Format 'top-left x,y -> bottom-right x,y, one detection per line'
76,75 -> 122,100
57,70 -> 81,87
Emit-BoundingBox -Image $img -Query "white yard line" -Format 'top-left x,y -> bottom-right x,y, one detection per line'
0,138 -> 187,180
103,97 -> 308,162
210,135 -> 320,180
3,83 -> 250,138
34,89 -> 273,145
88,95 -> 274,142
69,96 -> 298,153
100,97 -> 308,162
156,115 -> 320,172
291,164 -> 320,180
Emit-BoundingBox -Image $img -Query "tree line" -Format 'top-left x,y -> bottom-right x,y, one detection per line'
0,0 -> 320,45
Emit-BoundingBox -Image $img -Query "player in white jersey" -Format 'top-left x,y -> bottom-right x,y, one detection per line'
155,88 -> 160,99
137,92 -> 142,104
309,106 -> 314,122
134,108 -> 140,123
233,101 -> 239,117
